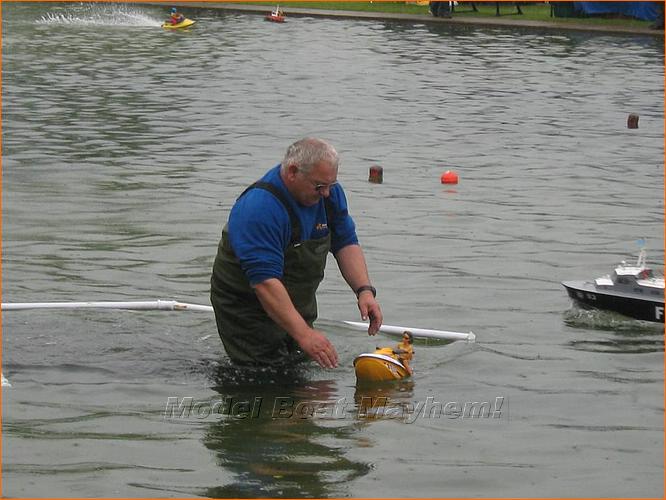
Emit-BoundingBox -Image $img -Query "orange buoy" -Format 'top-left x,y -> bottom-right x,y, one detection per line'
627,113 -> 639,129
440,170 -> 459,184
369,165 -> 383,184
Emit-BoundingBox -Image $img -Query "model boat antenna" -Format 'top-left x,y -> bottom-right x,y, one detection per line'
636,238 -> 647,269
636,248 -> 647,269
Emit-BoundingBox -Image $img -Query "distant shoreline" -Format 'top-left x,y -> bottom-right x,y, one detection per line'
142,2 -> 664,37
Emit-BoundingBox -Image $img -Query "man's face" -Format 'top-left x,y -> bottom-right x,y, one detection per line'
290,161 -> 338,207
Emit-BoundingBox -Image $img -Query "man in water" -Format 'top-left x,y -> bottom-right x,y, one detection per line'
210,138 -> 382,369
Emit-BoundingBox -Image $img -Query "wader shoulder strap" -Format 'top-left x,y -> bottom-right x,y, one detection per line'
239,181 -> 301,244
324,197 -> 337,239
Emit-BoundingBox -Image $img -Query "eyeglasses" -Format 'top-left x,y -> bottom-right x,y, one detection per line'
297,169 -> 338,192
309,179 -> 338,192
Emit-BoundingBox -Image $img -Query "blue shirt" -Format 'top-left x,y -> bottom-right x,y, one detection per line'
227,165 -> 359,285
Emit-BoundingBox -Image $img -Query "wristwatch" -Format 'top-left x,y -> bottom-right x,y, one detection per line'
355,285 -> 377,298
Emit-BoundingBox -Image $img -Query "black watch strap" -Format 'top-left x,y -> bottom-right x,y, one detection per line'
355,285 -> 377,298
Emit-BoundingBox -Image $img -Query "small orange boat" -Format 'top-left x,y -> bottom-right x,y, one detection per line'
353,346 -> 411,383
266,5 -> 286,22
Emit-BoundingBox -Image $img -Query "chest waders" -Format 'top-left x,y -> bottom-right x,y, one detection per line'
210,182 -> 333,366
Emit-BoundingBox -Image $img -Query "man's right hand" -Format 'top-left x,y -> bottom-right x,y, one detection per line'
253,279 -> 339,369
298,328 -> 339,369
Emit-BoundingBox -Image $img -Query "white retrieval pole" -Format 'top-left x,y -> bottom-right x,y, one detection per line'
2,300 -> 475,342
1,300 -> 476,386
344,321 -> 475,342
1,300 -> 214,313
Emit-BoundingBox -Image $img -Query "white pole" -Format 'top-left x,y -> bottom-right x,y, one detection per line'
344,321 -> 475,342
1,300 -> 214,313
1,300 -> 475,341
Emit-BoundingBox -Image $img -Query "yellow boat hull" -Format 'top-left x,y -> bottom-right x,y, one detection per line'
162,18 -> 196,30
354,350 -> 409,383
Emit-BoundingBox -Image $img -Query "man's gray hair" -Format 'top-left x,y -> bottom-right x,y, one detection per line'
281,137 -> 339,174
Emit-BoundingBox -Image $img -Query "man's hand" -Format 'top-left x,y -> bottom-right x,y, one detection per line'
357,292 -> 382,336
297,328 -> 339,368
254,279 -> 339,369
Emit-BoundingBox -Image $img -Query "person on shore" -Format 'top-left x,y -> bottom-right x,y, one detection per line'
429,1 -> 452,18
168,7 -> 185,25
210,137 -> 382,369
650,1 -> 664,29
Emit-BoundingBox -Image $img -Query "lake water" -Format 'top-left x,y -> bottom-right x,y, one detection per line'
2,2 -> 664,498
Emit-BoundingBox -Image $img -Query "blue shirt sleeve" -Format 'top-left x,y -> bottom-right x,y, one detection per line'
227,189 -> 290,285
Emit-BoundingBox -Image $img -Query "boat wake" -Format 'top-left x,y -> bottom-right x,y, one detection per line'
563,307 -> 664,333
36,4 -> 162,27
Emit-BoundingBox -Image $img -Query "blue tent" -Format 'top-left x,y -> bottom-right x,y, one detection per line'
574,2 -> 659,21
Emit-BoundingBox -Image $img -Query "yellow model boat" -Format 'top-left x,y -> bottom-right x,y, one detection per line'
353,346 -> 410,383
161,18 -> 196,30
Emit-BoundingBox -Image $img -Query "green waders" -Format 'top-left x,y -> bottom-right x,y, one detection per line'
210,182 -> 332,366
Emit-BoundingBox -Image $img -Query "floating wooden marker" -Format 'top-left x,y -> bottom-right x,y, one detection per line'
369,165 -> 383,184
627,113 -> 639,129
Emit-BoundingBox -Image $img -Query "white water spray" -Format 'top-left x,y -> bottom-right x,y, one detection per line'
37,3 -> 163,27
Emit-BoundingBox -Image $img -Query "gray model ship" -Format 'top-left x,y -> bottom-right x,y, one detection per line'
562,248 -> 664,323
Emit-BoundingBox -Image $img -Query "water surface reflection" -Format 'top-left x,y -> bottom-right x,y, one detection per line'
203,366 -> 372,498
